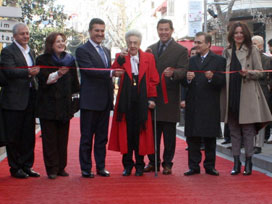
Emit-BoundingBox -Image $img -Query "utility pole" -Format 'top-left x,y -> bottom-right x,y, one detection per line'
204,0 -> 207,32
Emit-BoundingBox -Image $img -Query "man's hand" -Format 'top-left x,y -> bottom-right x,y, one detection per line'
145,48 -> 153,53
163,67 -> 174,77
28,66 -> 40,76
58,66 -> 69,77
205,71 -> 214,80
148,100 -> 156,109
180,100 -> 186,109
187,71 -> 195,81
113,69 -> 125,77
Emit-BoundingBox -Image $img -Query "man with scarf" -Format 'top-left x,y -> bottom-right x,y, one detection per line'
108,30 -> 159,176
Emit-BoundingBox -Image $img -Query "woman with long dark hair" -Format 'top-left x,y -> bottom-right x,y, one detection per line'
36,32 -> 79,179
222,22 -> 272,175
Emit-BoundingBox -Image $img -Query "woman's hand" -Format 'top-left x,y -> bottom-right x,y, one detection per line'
58,66 -> 69,77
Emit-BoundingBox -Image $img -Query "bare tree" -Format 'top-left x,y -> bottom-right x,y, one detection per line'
211,0 -> 236,46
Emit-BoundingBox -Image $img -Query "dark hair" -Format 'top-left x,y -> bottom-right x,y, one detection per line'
195,32 -> 212,47
157,19 -> 174,30
44,32 -> 66,54
89,18 -> 105,31
227,22 -> 252,55
268,39 -> 272,47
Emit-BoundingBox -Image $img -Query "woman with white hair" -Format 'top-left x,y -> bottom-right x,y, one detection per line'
109,30 -> 159,176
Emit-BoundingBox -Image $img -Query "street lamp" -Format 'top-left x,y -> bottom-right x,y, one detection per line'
203,0 -> 228,32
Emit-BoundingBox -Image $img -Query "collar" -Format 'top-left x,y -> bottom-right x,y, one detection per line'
201,51 -> 209,59
159,38 -> 172,47
14,40 -> 30,53
130,52 -> 139,62
89,38 -> 101,48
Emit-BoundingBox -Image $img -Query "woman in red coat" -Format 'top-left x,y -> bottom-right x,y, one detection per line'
109,30 -> 159,176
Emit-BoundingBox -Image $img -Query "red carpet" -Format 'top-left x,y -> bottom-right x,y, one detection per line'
1,117 -> 272,204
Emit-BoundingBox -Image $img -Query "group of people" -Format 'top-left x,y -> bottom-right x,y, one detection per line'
0,17 -> 271,180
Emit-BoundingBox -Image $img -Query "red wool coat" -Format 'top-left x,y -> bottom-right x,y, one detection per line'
108,50 -> 160,155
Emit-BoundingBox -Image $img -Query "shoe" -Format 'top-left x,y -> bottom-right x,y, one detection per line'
11,169 -> 29,179
82,170 -> 94,178
254,147 -> 262,154
184,169 -> 200,176
200,144 -> 205,151
267,140 -> 272,144
23,168 -> 40,177
221,140 -> 231,145
48,174 -> 57,179
144,164 -> 155,172
205,168 -> 219,176
135,169 -> 143,176
122,169 -> 132,176
185,147 -> 188,151
243,157 -> 252,176
57,170 -> 69,177
162,166 -> 172,175
97,169 -> 110,177
231,156 -> 241,175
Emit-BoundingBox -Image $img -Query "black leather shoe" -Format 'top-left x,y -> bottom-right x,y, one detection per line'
254,147 -> 262,154
97,169 -> 110,177
144,164 -> 160,172
11,169 -> 29,179
122,169 -> 132,176
82,170 -> 94,178
48,174 -> 57,179
23,168 -> 40,177
205,168 -> 219,176
221,140 -> 231,145
184,169 -> 200,176
162,166 -> 172,175
57,170 -> 69,177
135,169 -> 143,176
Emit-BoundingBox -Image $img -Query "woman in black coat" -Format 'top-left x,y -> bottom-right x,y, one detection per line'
0,70 -> 8,147
36,32 -> 79,179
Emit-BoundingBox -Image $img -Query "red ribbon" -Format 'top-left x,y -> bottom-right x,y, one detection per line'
1,65 -> 270,105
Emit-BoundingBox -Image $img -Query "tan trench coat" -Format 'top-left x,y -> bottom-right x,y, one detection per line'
221,45 -> 272,128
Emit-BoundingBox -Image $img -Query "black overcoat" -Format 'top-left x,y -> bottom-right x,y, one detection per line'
182,51 -> 226,137
0,70 -> 7,146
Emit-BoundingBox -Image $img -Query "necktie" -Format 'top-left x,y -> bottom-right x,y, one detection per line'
131,56 -> 139,75
201,56 -> 205,63
97,45 -> 107,67
158,44 -> 165,57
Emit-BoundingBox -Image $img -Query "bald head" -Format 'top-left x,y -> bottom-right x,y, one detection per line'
252,35 -> 264,51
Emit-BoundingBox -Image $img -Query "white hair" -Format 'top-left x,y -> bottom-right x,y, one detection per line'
12,23 -> 28,35
125,29 -> 142,43
252,35 -> 264,45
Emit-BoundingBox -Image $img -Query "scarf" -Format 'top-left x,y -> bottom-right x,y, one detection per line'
117,72 -> 148,130
52,52 -> 75,67
229,44 -> 242,117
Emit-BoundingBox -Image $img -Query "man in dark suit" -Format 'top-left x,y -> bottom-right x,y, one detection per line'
0,23 -> 40,178
144,19 -> 188,175
183,32 -> 226,176
76,18 -> 116,178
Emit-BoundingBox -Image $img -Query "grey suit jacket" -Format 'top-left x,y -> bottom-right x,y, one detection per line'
149,39 -> 188,122
0,42 -> 36,110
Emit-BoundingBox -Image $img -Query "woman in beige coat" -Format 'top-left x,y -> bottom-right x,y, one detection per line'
222,22 -> 272,176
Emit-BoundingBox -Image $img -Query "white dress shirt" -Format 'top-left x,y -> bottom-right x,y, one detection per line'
130,54 -> 139,75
